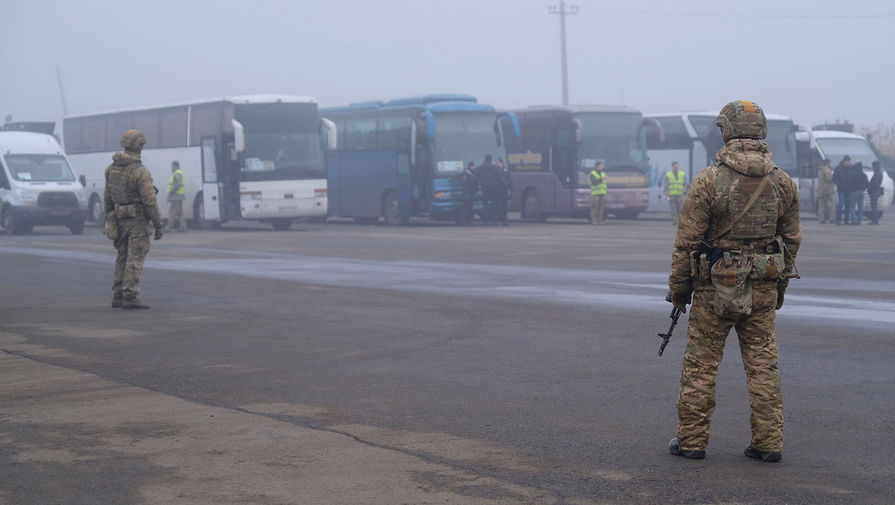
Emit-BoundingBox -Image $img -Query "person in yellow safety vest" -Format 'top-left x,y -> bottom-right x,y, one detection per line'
165,161 -> 187,232
664,161 -> 687,226
589,160 -> 608,225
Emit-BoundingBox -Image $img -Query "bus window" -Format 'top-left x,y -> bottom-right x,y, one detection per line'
344,118 -> 377,151
105,114 -> 132,150
645,116 -> 690,149
133,112 -> 159,149
159,108 -> 188,148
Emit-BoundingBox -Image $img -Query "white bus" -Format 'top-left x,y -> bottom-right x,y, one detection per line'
643,111 -> 797,213
64,95 -> 335,230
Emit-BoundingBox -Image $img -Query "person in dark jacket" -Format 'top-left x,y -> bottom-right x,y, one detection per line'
846,162 -> 869,225
833,155 -> 851,224
476,154 -> 501,225
496,158 -> 512,226
868,161 -> 884,225
460,161 -> 478,225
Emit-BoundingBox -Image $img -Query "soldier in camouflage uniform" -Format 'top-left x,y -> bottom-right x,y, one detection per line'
104,130 -> 164,309
667,100 -> 801,462
816,158 -> 835,224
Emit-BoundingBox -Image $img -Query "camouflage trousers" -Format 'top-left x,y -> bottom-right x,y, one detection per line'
668,195 -> 683,225
818,195 -> 835,224
166,199 -> 187,231
113,219 -> 151,300
590,194 -> 606,225
677,285 -> 782,452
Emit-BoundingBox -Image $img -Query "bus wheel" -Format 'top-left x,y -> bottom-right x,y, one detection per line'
613,209 -> 641,219
382,191 -> 400,226
523,190 -> 544,222
270,218 -> 293,231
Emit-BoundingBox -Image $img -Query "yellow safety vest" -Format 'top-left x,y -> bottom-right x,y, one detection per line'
168,169 -> 186,195
589,170 -> 607,196
666,170 -> 685,196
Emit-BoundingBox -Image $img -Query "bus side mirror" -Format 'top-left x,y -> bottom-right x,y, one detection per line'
573,118 -> 583,144
421,112 -> 436,141
321,118 -> 337,151
232,119 -> 246,153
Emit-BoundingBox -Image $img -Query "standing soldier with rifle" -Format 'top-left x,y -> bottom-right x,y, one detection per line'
105,129 -> 164,309
665,100 -> 801,462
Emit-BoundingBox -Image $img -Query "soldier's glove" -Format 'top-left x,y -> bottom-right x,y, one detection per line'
775,280 -> 788,310
668,290 -> 692,314
154,226 -> 163,241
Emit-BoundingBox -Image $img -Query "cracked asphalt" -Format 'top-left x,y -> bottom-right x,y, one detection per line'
0,214 -> 893,504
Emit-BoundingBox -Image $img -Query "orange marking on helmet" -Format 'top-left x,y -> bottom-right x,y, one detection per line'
740,100 -> 756,113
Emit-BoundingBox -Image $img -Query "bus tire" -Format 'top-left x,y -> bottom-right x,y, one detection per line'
270,218 -> 293,231
193,193 -> 219,230
522,190 -> 545,222
68,219 -> 85,235
3,208 -> 28,235
382,190 -> 400,226
613,209 -> 641,219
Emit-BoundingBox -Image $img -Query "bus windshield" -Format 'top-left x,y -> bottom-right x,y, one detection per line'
433,113 -> 502,174
688,115 -> 724,159
816,138 -> 877,168
575,113 -> 648,172
4,154 -> 76,182
766,120 -> 796,176
236,103 -> 324,181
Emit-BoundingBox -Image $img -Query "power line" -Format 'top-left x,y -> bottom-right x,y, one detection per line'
588,6 -> 895,19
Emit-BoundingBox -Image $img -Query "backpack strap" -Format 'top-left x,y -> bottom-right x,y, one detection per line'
710,173 -> 771,243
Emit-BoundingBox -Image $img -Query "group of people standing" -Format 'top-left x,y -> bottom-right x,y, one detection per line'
817,156 -> 885,225
461,154 -> 513,226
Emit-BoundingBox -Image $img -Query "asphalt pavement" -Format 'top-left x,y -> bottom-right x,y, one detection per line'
0,213 -> 892,505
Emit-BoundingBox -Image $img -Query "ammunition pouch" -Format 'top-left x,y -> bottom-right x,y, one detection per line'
114,203 -> 143,219
749,236 -> 786,281
104,211 -> 118,241
709,251 -> 753,318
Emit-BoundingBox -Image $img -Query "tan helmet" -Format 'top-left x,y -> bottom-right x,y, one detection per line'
120,129 -> 146,152
715,100 -> 767,143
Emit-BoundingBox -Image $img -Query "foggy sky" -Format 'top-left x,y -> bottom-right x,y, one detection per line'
2,0 -> 893,129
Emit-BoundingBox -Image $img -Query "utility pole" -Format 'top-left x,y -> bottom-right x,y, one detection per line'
55,65 -> 68,116
549,1 -> 578,106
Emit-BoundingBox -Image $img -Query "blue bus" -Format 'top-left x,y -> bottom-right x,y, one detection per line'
322,94 -> 519,224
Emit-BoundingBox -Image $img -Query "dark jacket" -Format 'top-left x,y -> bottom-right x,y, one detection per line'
868,169 -> 884,198
847,163 -> 868,192
476,162 -> 501,189
461,167 -> 478,195
833,162 -> 849,192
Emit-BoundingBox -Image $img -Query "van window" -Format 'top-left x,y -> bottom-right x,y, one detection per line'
3,155 -> 76,182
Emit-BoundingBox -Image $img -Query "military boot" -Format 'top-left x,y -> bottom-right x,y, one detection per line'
669,438 -> 705,460
122,297 -> 150,310
111,295 -> 123,308
745,444 -> 782,462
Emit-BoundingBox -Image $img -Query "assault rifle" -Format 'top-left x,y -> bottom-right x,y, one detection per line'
658,293 -> 683,357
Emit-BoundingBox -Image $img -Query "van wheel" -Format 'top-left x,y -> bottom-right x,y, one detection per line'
89,195 -> 105,225
68,219 -> 85,235
270,218 -> 292,231
3,209 -> 28,235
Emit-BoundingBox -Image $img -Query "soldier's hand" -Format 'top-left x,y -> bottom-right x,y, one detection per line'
154,227 -> 163,240
668,290 -> 691,313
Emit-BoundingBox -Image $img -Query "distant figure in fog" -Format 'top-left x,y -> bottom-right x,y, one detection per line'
846,162 -> 868,225
833,155 -> 851,224
461,161 -> 478,225
868,161 -> 884,225
588,160 -> 607,225
816,158 -> 835,224
476,154 -> 502,225
165,161 -> 187,232
496,158 -> 512,226
664,161 -> 687,226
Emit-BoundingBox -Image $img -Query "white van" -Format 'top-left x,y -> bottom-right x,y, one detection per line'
810,130 -> 894,216
0,131 -> 88,234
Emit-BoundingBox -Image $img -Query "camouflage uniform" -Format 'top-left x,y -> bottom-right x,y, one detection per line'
104,130 -> 163,307
816,161 -> 835,224
669,101 -> 801,456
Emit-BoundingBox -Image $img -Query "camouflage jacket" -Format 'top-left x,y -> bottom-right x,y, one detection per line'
669,139 -> 801,294
817,163 -> 835,196
103,151 -> 163,228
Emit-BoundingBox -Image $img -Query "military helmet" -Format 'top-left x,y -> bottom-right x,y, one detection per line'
120,129 -> 146,152
715,100 -> 767,142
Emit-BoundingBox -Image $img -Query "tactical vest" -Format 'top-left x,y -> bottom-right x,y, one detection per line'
709,164 -> 780,245
666,171 -> 685,196
589,170 -> 607,196
107,164 -> 133,206
168,169 -> 186,195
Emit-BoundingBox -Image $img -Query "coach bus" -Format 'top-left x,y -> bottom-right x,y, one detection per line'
64,95 -> 335,230
321,94 -> 519,224
643,111 -> 797,214
501,105 -> 650,221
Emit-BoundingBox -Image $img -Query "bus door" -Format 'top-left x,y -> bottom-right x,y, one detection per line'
200,137 -> 222,222
552,122 -> 575,213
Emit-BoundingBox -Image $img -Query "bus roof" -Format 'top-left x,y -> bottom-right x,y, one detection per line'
65,95 -> 317,119
810,129 -> 866,140
321,94 -> 496,115
645,111 -> 793,122
517,104 -> 641,115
